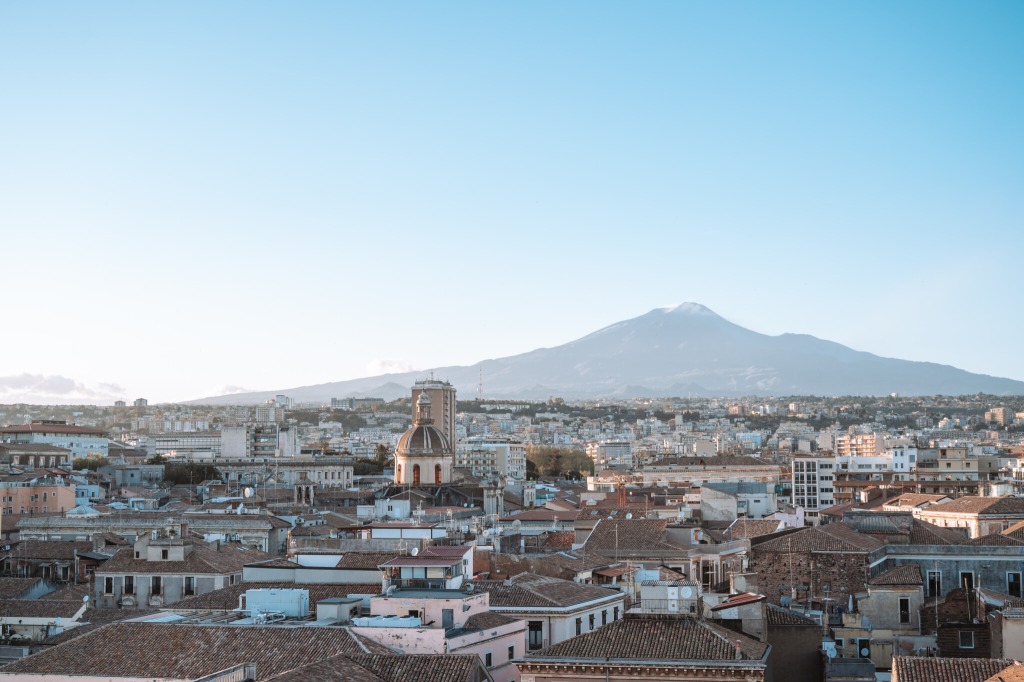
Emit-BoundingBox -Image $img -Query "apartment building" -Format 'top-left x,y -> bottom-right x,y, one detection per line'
456,436 -> 527,481
791,455 -> 836,524
0,421 -> 107,459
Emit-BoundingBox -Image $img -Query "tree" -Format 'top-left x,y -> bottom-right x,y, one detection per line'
374,443 -> 390,467
163,462 -> 220,486
73,455 -> 108,471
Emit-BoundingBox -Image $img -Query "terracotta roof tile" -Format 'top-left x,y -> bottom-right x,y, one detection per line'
98,543 -> 274,576
583,518 -> 683,553
529,615 -> 768,662
0,577 -> 44,599
336,552 -> 405,569
870,564 -> 923,586
475,573 -> 622,609
928,496 -> 1024,516
892,656 -> 1021,682
766,603 -> 819,627
726,519 -> 785,540
753,523 -> 884,553
3,622 -> 391,679
351,654 -> 487,682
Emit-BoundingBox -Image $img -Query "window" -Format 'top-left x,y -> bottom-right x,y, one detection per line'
184,576 -> 195,596
613,606 -> 620,621
124,576 -> 135,595
959,631 -> 974,649
899,597 -> 910,624
575,618 -> 582,635
508,645 -> 515,660
1009,572 -> 1022,598
960,572 -> 975,590
528,621 -> 544,650
927,571 -> 941,598
151,576 -> 162,596
484,652 -> 492,668
161,549 -> 169,560
589,613 -> 595,630
104,577 -> 114,594
602,610 -> 608,625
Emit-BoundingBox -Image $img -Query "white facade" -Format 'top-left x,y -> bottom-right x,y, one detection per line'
456,436 -> 527,481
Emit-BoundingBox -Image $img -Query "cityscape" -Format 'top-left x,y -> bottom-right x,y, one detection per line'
3,1 -> 1023,681
0,382 -> 1024,680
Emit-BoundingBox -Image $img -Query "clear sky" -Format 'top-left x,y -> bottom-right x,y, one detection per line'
2,2 -> 1022,404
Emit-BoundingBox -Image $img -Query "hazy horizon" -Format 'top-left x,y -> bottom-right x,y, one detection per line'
3,2 -> 1022,404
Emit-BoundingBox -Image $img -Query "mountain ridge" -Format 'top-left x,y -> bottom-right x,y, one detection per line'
189,304 -> 1024,404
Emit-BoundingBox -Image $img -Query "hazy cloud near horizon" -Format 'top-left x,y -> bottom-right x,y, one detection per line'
0,373 -> 126,404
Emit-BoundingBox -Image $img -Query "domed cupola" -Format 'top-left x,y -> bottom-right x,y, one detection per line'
394,392 -> 454,486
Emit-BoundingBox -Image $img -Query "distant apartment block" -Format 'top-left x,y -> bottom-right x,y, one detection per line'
412,379 -> 457,448
456,436 -> 527,481
792,455 -> 836,524
147,432 -> 222,459
331,397 -> 386,410
221,424 -> 297,458
0,420 -> 108,459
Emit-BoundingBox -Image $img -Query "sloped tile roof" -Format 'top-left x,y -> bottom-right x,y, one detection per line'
528,615 -> 768,662
336,552 -> 404,569
463,611 -> 520,630
870,564 -> 923,586
540,550 -> 619,573
968,533 -> 1024,547
765,603 -> 819,627
475,573 -> 621,609
909,520 -> 968,545
98,543 -> 274,576
350,654 -> 487,682
0,577 -> 43,599
2,622 -> 392,679
263,655 -> 384,682
583,518 -> 683,553
753,523 -> 884,553
927,496 -> 1024,516
3,540 -> 93,560
984,663 -> 1024,682
40,607 -> 163,646
892,656 -> 1021,682
0,599 -> 84,619
726,519 -> 784,540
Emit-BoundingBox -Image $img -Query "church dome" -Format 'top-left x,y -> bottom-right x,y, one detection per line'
396,424 -> 450,455
396,391 -> 452,456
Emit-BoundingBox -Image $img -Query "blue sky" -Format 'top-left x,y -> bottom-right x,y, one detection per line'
1,2 -> 1022,404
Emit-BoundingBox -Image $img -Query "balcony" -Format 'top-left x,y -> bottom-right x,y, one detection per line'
384,578 -> 447,591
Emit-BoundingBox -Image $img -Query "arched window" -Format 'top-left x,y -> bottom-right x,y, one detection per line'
413,464 -> 421,486
435,463 -> 442,485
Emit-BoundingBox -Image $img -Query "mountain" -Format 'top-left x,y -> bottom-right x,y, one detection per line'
190,304 -> 1024,404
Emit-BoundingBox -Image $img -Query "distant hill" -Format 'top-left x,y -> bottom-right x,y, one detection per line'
190,303 -> 1024,404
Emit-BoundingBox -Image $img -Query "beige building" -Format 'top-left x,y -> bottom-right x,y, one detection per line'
412,378 -> 457,447
916,495 -> 1024,538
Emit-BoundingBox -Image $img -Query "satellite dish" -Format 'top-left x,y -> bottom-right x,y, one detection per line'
411,547 -> 419,556
680,586 -> 693,599
859,646 -> 870,657
243,487 -> 253,499
82,595 -> 90,603
625,513 -> 632,520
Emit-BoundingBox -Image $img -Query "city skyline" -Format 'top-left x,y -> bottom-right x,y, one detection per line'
2,2 -> 1022,404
